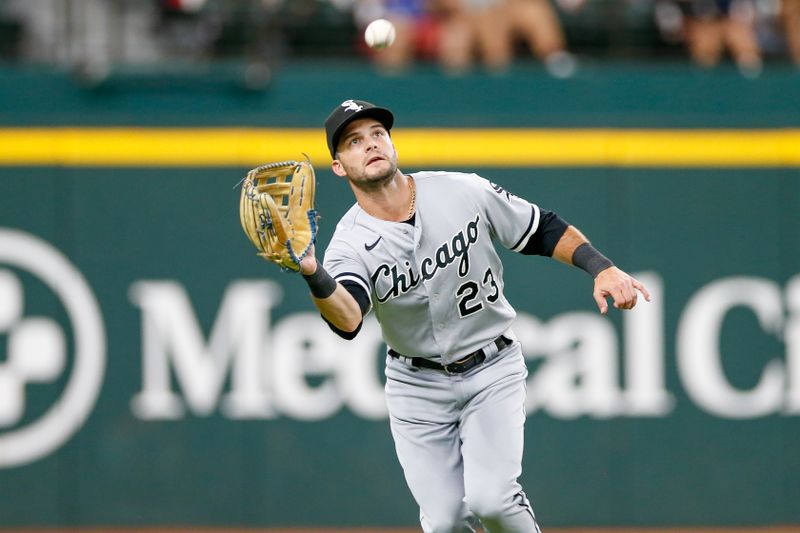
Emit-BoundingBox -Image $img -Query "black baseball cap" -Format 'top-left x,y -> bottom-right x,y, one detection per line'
325,99 -> 394,158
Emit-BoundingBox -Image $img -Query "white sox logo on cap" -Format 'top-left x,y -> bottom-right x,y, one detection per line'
325,99 -> 394,158
341,99 -> 364,113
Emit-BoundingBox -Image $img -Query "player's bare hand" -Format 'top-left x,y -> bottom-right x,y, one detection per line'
299,245 -> 317,275
593,266 -> 651,314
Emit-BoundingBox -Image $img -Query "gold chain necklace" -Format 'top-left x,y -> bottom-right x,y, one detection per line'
407,176 -> 416,219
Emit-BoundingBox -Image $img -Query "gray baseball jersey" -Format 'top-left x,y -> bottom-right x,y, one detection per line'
323,171 -> 542,363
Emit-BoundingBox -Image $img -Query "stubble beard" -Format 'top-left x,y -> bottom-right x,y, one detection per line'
351,157 -> 399,193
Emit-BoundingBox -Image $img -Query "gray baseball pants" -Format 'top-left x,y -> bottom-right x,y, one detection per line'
385,337 -> 541,533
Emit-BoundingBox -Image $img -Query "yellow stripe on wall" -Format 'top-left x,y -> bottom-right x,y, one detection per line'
0,128 -> 798,167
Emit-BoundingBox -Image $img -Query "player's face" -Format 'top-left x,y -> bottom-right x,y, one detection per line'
332,118 -> 399,189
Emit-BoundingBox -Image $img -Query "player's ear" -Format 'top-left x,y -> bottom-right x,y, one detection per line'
331,159 -> 347,177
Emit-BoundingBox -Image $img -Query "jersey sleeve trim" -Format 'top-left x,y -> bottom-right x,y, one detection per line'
510,203 -> 541,252
334,271 -> 372,307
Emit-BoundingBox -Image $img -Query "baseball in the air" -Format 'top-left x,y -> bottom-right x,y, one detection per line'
364,18 -> 396,49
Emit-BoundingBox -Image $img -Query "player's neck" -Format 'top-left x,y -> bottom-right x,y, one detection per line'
352,173 -> 414,222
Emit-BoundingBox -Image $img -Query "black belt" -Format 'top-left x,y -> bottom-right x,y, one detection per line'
388,335 -> 511,375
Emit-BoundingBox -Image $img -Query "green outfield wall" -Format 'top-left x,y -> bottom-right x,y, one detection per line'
0,63 -> 798,529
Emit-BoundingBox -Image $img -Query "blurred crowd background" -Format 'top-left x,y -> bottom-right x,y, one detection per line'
0,0 -> 799,85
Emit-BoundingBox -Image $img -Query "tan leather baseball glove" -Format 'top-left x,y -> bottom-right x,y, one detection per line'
239,158 -> 317,272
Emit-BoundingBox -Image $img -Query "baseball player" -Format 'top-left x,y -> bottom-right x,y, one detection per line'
298,99 -> 650,532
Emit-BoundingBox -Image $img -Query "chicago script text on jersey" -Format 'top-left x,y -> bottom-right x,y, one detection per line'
371,214 -> 481,303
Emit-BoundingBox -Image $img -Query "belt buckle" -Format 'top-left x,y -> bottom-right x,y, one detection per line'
445,352 -> 477,375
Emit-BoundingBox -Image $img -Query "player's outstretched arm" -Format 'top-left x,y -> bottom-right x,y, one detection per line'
299,246 -> 363,333
552,225 -> 651,314
592,266 -> 651,314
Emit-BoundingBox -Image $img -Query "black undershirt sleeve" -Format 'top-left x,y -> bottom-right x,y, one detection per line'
518,208 -> 570,257
322,280 -> 370,340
